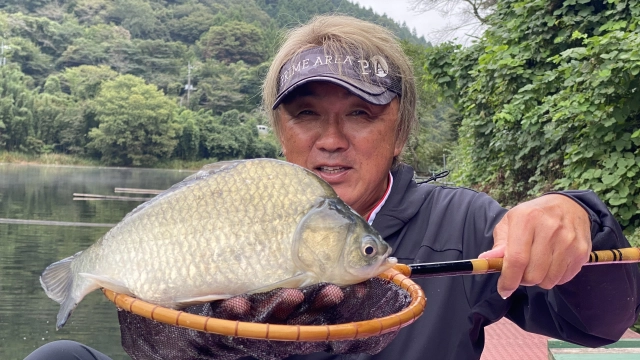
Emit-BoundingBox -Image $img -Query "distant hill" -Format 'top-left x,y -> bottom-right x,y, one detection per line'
0,0 -> 435,167
0,0 -> 428,89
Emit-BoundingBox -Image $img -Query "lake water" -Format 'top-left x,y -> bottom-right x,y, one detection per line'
0,164 -> 193,360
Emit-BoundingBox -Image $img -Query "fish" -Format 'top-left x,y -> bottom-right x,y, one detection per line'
40,158 -> 397,329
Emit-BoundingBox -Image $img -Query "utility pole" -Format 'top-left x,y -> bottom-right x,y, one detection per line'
184,62 -> 195,105
1,39 -> 8,66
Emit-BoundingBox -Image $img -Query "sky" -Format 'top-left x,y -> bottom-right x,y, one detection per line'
348,0 -> 474,44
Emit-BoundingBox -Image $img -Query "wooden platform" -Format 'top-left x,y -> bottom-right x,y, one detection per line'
481,318 -> 640,360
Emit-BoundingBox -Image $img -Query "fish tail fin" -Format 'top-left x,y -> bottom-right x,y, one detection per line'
40,252 -> 85,330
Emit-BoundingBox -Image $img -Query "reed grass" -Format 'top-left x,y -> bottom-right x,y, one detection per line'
0,151 -> 100,166
0,151 -> 211,171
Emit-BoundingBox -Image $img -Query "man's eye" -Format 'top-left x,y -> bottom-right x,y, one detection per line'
350,110 -> 368,116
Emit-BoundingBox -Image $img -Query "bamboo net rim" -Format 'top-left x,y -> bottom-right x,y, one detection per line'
102,266 -> 426,341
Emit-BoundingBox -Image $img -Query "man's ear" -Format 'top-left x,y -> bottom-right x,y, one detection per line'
279,133 -> 287,157
393,136 -> 406,157
274,111 -> 287,156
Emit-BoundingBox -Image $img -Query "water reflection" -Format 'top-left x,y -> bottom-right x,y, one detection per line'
0,164 -> 191,359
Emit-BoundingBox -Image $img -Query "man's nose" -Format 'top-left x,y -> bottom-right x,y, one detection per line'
315,116 -> 348,152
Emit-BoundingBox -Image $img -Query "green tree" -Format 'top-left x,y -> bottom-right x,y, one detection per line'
107,0 -> 166,39
87,74 -> 179,166
166,2 -> 220,44
0,65 -> 36,152
4,37 -> 52,84
126,39 -> 189,90
32,75 -> 70,152
190,59 -> 268,114
2,12 -> 82,63
57,24 -> 132,68
61,65 -> 118,100
173,108 -> 205,161
427,0 -> 640,230
200,109 -> 277,160
197,21 -> 267,65
72,0 -> 113,25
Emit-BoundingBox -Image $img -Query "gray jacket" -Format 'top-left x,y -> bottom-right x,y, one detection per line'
289,163 -> 640,360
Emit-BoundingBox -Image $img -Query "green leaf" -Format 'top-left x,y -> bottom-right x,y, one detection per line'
598,68 -> 612,77
578,7 -> 593,17
609,196 -> 627,206
602,173 -> 618,185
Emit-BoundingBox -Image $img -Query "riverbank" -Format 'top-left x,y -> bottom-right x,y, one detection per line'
0,151 -> 213,171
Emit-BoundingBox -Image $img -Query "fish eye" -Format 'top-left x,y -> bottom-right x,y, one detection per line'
361,236 -> 378,257
364,245 -> 376,256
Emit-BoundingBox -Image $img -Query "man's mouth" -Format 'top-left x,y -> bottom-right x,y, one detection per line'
317,166 -> 349,174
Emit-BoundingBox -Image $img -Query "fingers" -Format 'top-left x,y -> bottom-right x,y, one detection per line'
312,284 -> 344,309
219,283 -> 348,323
288,284 -> 346,325
267,288 -> 306,320
219,288 -> 305,321
495,209 -> 535,298
478,244 -> 505,259
493,194 -> 592,299
219,296 -> 252,317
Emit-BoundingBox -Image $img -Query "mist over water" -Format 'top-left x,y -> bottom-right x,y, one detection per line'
0,164 -> 191,360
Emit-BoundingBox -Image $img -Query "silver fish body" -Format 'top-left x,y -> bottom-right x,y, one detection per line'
40,159 -> 396,329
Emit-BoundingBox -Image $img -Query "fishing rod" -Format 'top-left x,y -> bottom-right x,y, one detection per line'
394,247 -> 640,278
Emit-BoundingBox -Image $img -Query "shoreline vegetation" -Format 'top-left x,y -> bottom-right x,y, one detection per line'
0,151 -> 213,171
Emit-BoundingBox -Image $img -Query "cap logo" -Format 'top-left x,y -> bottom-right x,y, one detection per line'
280,52 -> 390,88
370,55 -> 389,78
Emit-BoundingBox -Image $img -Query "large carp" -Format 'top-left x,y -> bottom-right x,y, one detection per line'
40,159 -> 396,329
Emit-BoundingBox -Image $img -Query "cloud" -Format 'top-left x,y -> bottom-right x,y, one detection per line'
349,0 -> 475,44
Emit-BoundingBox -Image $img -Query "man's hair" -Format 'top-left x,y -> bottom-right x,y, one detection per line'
263,15 -> 417,165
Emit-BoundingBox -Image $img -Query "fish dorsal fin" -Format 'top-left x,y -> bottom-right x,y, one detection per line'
182,160 -> 246,182
120,160 -> 247,222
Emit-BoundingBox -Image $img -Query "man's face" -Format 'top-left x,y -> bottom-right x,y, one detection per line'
277,82 -> 403,217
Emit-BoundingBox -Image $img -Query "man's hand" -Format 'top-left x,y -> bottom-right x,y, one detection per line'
479,194 -> 592,299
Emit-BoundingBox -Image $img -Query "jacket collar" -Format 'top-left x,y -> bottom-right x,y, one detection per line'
371,163 -> 425,239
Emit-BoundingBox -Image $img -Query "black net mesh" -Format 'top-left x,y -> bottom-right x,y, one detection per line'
118,277 -> 411,360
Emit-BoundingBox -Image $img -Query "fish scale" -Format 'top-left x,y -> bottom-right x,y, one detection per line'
39,159 -> 396,330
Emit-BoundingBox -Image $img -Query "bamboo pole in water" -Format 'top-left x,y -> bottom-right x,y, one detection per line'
114,187 -> 163,195
72,193 -> 152,202
0,218 -> 115,227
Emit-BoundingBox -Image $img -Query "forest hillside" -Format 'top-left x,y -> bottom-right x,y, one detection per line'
0,0 -> 452,170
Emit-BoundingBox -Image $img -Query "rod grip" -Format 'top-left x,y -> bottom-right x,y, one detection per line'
588,247 -> 640,263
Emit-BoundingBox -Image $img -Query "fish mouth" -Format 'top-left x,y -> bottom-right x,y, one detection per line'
373,247 -> 396,276
380,256 -> 397,272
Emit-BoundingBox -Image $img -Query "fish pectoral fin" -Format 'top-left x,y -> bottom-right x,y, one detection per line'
79,273 -> 133,296
247,273 -> 315,294
173,294 -> 234,307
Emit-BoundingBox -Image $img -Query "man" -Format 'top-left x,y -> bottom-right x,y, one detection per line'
25,14 -> 640,360
264,15 -> 640,359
